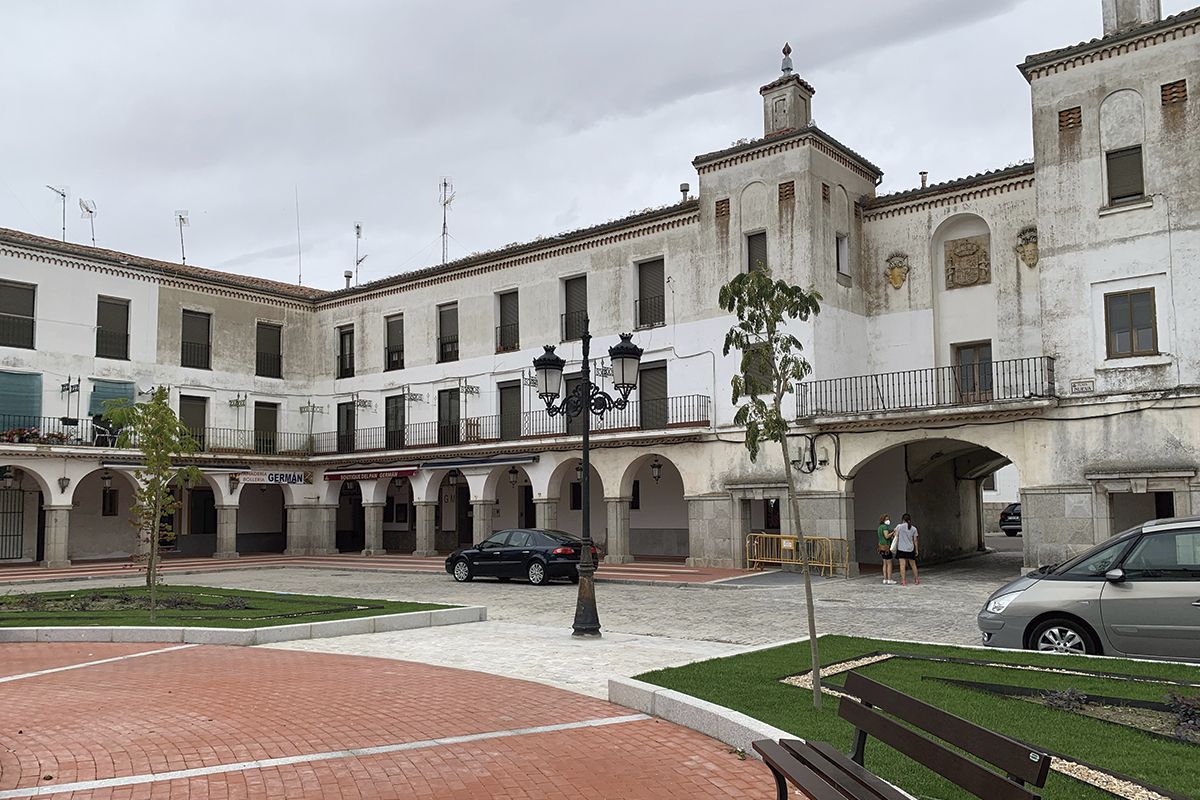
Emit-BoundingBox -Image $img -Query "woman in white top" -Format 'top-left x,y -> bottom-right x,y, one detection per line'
893,513 -> 920,586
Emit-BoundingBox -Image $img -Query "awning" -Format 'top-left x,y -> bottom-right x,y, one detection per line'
88,379 -> 136,416
323,466 -> 417,482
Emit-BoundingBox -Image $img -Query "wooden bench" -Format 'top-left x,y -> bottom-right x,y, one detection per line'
752,672 -> 1051,799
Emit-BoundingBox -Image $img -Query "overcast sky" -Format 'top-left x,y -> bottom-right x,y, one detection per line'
1,1 -> 1190,290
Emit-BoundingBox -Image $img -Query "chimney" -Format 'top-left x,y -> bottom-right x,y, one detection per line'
679,182 -> 690,202
343,270 -> 353,289
1102,0 -> 1161,36
919,171 -> 929,189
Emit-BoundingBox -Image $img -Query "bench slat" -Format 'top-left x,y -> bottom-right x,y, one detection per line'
778,739 -> 896,800
843,673 -> 1051,787
801,741 -> 913,800
752,740 -> 862,800
839,700 -> 1041,800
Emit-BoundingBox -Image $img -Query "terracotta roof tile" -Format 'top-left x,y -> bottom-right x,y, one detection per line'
1020,6 -> 1200,77
691,125 -> 883,177
865,161 -> 1035,209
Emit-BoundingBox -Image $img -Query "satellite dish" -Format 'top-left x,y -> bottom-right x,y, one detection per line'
79,199 -> 97,218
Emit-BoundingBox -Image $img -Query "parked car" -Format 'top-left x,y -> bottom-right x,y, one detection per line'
999,502 -> 1022,536
445,528 -> 597,585
978,517 -> 1200,662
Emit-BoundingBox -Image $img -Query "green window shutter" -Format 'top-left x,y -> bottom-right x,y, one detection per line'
0,370 -> 42,424
88,379 -> 135,416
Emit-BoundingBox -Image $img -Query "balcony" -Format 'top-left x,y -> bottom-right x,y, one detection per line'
0,313 -> 35,349
384,346 -> 404,371
180,341 -> 211,370
797,356 -> 1056,420
256,351 -> 282,379
337,353 -> 355,379
95,329 -> 129,360
635,295 -> 665,329
495,324 -> 520,354
438,335 -> 459,363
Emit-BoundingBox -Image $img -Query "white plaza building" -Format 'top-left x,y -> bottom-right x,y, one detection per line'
1,0 -> 1197,572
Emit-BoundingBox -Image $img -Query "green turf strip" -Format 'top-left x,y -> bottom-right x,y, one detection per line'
636,635 -> 1200,800
0,585 -> 452,628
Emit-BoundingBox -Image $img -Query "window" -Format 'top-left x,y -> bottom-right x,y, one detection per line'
630,479 -> 640,510
639,364 -> 668,430
636,259 -> 665,328
562,277 -> 587,341
0,280 -> 35,350
385,315 -> 404,371
746,232 -> 767,273
1062,538 -> 1131,577
0,370 -> 43,425
385,394 -> 405,449
253,402 -> 278,455
178,395 -> 207,449
763,498 -> 781,532
180,310 -> 211,369
336,401 -> 355,453
499,382 -> 521,441
95,297 -> 129,360
337,325 -> 355,378
255,323 -> 282,378
1123,530 -> 1200,579
438,304 -> 459,363
742,344 -> 772,395
1106,146 -> 1145,204
835,234 -> 849,276
496,291 -> 519,353
101,487 -> 119,517
437,388 -> 460,446
954,342 -> 993,403
1104,289 -> 1157,358
569,481 -> 582,511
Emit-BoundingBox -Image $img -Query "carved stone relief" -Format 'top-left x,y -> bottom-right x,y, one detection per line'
884,253 -> 910,290
944,235 -> 991,289
1015,226 -> 1039,268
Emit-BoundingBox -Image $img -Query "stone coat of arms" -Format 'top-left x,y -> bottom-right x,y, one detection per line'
944,235 -> 991,289
884,253 -> 910,290
1015,226 -> 1039,268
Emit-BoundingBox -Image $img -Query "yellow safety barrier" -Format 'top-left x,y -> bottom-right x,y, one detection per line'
745,533 -> 851,577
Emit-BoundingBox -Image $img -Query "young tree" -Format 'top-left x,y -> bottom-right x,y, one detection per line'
105,386 -> 201,622
719,268 -> 826,708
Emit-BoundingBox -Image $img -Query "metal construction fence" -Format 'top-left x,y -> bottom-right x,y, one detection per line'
745,532 -> 851,577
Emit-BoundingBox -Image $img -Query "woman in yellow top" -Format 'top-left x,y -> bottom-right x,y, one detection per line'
877,515 -> 896,585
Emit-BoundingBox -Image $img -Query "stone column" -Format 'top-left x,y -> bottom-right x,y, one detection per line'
283,504 -> 310,555
533,498 -> 557,531
310,504 -> 338,555
413,501 -> 437,556
362,502 -> 385,556
685,495 -> 736,568
41,506 -> 71,568
214,506 -> 239,559
472,501 -> 494,543
603,498 -> 632,564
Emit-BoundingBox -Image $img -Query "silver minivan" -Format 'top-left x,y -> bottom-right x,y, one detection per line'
978,517 -> 1200,662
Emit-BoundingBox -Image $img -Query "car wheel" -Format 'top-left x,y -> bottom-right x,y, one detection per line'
527,560 -> 549,586
451,559 -> 473,582
1004,530 -> 1019,537
1030,618 -> 1097,655
568,571 -> 579,584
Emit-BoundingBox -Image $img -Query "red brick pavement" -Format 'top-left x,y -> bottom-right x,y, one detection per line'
0,644 -> 770,799
0,642 -> 166,679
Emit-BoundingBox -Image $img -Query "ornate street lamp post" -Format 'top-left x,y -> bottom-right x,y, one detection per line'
534,322 -> 643,637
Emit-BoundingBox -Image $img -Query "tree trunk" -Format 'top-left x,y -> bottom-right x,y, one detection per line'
148,490 -> 160,624
779,429 -> 823,710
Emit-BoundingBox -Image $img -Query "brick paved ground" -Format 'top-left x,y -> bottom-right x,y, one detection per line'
0,644 -> 770,799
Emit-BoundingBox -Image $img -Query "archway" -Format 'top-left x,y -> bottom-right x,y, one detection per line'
490,465 -> 536,530
335,480 -> 365,553
382,476 -> 415,552
429,470 -> 471,553
0,464 -> 50,563
847,437 -> 1019,572
621,454 -> 688,562
552,458 -> 605,547
237,484 -> 286,553
67,468 -> 140,561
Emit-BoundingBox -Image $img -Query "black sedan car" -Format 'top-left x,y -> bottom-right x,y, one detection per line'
999,502 -> 1022,536
445,528 -> 597,585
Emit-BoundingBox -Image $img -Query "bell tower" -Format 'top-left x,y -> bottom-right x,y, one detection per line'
760,43 -> 815,136
1102,0 -> 1161,35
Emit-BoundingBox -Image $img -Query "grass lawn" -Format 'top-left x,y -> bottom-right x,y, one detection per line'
0,585 -> 452,628
637,635 -> 1200,800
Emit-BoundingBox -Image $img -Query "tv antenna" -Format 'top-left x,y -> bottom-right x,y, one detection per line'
79,199 -> 97,246
439,177 -> 455,265
45,185 -> 68,241
175,210 -> 189,264
354,222 -> 368,285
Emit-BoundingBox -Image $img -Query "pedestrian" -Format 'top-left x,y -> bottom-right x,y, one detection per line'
876,514 -> 896,584
893,513 -> 920,586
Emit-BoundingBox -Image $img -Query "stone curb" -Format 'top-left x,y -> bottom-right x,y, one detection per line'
0,606 -> 487,646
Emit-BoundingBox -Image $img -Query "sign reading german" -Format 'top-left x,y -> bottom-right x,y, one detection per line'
237,471 -> 313,485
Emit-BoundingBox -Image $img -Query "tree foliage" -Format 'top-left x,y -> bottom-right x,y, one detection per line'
104,386 -> 201,622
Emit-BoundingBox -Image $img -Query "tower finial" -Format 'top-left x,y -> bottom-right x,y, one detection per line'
781,42 -> 793,74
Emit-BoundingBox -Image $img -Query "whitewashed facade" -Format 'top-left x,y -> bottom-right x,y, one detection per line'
1,0 -> 1197,570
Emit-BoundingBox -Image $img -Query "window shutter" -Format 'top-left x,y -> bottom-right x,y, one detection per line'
499,292 -> 519,329
639,365 -> 668,429
179,396 -> 207,430
88,379 -> 135,416
439,305 -> 458,338
0,281 -> 35,318
638,260 -> 664,303
386,316 -> 404,349
565,277 -> 587,315
0,370 -> 42,422
181,311 -> 209,344
747,232 -> 767,273
385,396 -> 404,431
1107,147 -> 1144,202
256,323 -> 281,356
253,402 -> 277,432
499,383 -> 521,440
97,298 -> 128,335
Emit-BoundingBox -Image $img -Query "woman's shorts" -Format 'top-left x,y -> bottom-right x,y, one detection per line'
896,549 -> 917,561
878,548 -> 894,562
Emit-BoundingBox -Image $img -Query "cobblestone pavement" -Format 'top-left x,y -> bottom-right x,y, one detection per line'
0,643 -> 769,799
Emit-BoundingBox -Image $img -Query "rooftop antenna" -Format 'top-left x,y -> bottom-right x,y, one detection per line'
45,185 -> 68,241
354,222 -> 368,285
79,199 -> 97,246
175,210 -> 189,264
294,185 -> 303,285
439,177 -> 455,265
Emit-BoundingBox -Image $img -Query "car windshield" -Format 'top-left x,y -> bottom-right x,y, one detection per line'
536,530 -> 582,545
1052,527 -> 1140,576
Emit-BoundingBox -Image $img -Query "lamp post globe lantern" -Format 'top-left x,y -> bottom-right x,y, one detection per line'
608,333 -> 644,399
101,470 -> 112,490
507,466 -> 519,487
650,457 -> 663,484
533,345 -> 566,400
575,462 -> 584,482
447,469 -> 458,487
